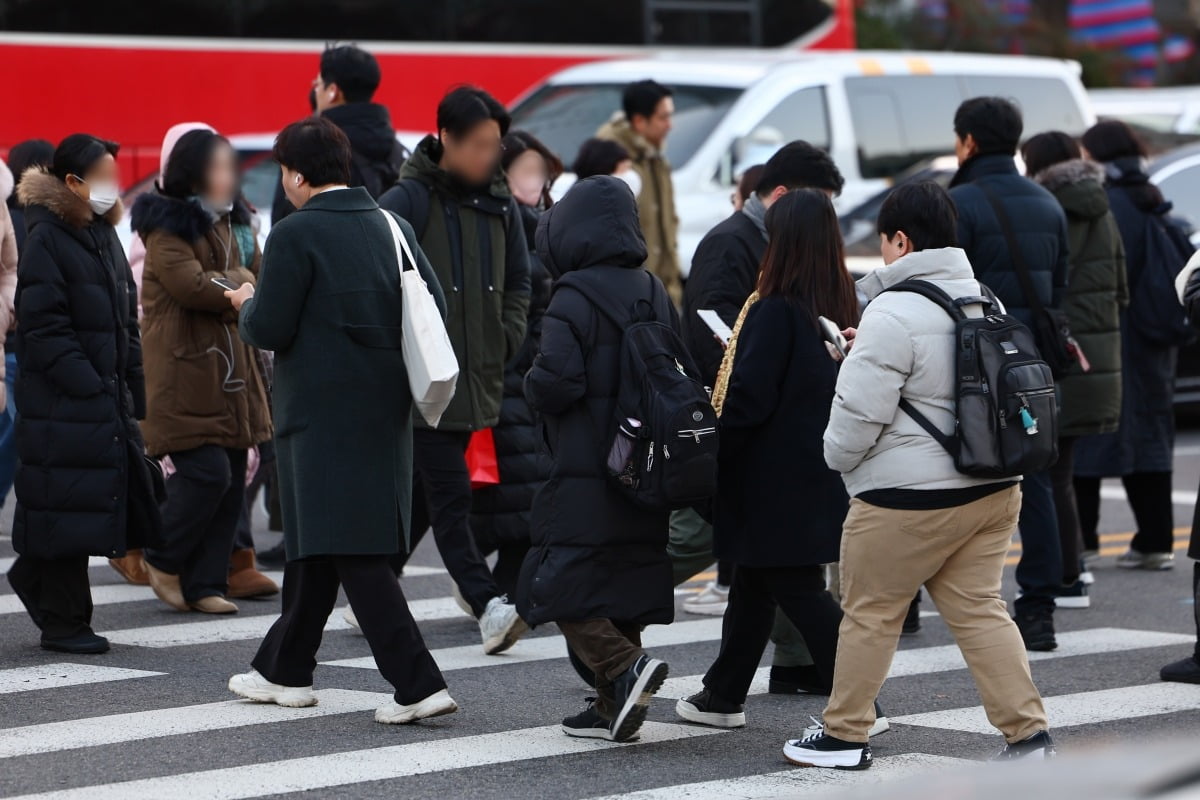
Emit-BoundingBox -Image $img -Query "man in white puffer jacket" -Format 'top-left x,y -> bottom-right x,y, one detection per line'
784,182 -> 1054,770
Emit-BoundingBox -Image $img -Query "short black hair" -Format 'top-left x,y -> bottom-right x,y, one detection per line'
8,139 -> 55,188
162,129 -> 231,199
320,44 -> 382,104
273,115 -> 352,186
877,180 -> 959,252
1080,119 -> 1146,163
572,138 -> 630,179
623,79 -> 673,121
757,140 -> 845,197
954,97 -> 1023,156
52,134 -> 120,182
437,86 -> 511,140
1021,131 -> 1081,179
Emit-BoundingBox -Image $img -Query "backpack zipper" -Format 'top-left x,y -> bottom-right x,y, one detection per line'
677,427 -> 717,444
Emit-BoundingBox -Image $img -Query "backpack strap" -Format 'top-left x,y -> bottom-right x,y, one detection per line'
557,271 -> 645,333
392,178 -> 432,240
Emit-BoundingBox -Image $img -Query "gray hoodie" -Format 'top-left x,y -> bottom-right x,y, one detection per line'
824,247 -> 1015,497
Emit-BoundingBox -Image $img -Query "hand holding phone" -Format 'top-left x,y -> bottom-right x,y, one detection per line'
210,276 -> 239,291
697,309 -> 733,348
819,316 -> 849,360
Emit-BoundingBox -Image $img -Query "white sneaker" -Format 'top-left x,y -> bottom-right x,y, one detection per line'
682,582 -> 730,616
479,596 -> 527,655
228,669 -> 317,708
375,688 -> 459,724
342,606 -> 361,632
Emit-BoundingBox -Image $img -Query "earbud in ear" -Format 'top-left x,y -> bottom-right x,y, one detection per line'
295,175 -> 302,186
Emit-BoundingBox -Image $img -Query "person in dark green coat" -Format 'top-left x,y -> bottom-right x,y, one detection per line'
1023,132 -> 1127,599
224,116 -> 458,726
378,86 -> 531,656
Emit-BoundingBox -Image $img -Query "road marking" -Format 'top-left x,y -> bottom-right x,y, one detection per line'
0,689 -> 386,759
893,683 -> 1200,734
0,556 -> 110,573
323,618 -> 726,672
1099,486 -> 1196,506
7,722 -> 724,800
583,753 -> 972,800
0,663 -> 164,695
657,627 -> 1194,699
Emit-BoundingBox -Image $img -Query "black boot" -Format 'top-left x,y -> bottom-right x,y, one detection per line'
1015,609 -> 1057,652
255,541 -> 287,569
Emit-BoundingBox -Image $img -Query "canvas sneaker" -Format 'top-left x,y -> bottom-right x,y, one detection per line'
375,689 -> 458,724
994,730 -> 1057,760
609,655 -> 669,742
479,596 -> 528,655
228,669 -> 317,708
682,582 -> 730,616
561,698 -> 621,740
676,688 -> 746,728
783,725 -> 872,770
1117,549 -> 1175,571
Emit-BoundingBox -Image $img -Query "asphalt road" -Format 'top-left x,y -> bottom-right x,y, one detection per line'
0,432 -> 1198,799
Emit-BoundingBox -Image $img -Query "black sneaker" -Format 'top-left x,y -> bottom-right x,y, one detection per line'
41,631 -> 110,654
994,730 -> 1056,760
783,727 -> 872,770
902,594 -> 922,635
609,655 -> 668,743
561,698 -> 618,740
676,688 -> 746,728
256,541 -> 287,568
768,665 -> 825,695
1015,611 -> 1057,652
1161,655 -> 1200,684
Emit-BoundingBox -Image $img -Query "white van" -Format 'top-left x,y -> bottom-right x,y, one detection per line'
510,50 -> 1094,276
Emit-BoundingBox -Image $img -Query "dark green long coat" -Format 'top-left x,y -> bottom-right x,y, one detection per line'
239,188 -> 446,559
1035,159 -> 1127,437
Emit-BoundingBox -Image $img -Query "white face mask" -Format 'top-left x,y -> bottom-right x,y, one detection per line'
616,168 -> 642,199
73,175 -> 120,215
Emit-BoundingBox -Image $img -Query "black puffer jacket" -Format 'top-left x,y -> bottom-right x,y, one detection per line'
949,154 -> 1069,327
13,168 -> 149,559
470,204 -> 554,551
516,177 -> 675,628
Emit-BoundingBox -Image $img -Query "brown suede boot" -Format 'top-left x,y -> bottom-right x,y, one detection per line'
109,549 -> 150,586
227,549 -> 280,599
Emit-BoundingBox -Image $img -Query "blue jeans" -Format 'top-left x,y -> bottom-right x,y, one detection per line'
0,352 -> 19,505
1013,469 -> 1063,616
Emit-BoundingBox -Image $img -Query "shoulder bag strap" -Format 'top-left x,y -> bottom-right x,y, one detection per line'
976,184 -> 1047,318
379,209 -> 419,274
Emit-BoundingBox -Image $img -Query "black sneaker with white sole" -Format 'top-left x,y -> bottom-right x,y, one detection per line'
994,730 -> 1057,761
783,727 -> 872,770
609,655 -> 668,742
561,698 -> 614,740
676,688 -> 746,728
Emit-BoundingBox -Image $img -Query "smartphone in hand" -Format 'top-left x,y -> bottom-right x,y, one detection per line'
819,316 -> 849,358
210,277 -> 240,292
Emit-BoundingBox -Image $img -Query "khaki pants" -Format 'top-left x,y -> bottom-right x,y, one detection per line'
823,486 -> 1048,744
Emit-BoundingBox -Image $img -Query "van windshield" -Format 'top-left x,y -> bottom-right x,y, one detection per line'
510,83 -> 742,170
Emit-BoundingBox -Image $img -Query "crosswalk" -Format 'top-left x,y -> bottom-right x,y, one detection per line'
1,552 -> 1197,798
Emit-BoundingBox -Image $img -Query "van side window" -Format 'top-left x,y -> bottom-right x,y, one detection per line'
846,75 -> 963,179
960,76 -> 1087,136
757,86 -> 831,150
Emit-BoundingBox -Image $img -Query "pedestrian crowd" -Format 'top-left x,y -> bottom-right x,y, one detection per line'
4,43 -> 1200,770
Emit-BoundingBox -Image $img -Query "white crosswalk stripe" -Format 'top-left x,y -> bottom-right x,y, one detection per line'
0,556 -> 110,573
0,663 -> 164,695
7,722 -> 725,800
893,683 -> 1200,733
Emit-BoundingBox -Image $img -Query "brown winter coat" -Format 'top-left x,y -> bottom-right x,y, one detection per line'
131,191 -> 272,456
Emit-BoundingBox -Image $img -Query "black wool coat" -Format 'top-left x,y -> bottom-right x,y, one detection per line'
714,295 -> 847,567
517,176 -> 675,628
13,169 -> 150,559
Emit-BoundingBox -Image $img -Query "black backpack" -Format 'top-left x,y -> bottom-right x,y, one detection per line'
1129,214 -> 1196,346
560,271 -> 719,511
885,280 -> 1058,479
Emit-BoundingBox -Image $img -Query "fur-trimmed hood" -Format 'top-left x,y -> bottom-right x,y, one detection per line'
130,190 -> 252,242
1033,159 -> 1110,221
16,166 -> 123,229
1033,158 -> 1105,192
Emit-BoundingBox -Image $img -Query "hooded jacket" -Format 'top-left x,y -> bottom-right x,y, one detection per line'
516,176 -> 675,628
825,248 -> 1016,497
378,135 -> 531,431
1033,159 -> 1127,437
13,168 -> 150,559
596,112 -> 681,305
131,191 -> 273,456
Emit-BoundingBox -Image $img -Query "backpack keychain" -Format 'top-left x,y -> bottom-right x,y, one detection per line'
1018,402 -> 1039,436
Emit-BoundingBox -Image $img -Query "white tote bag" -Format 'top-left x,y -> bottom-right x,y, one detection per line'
379,209 -> 459,427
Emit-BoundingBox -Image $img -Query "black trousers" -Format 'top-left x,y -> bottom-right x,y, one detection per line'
146,446 -> 247,602
7,555 -> 93,639
704,564 -> 842,705
390,429 -> 502,616
252,555 -> 446,704
1050,438 -> 1083,585
1075,472 -> 1175,555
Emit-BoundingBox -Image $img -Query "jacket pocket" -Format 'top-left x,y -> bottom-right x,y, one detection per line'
169,347 -> 226,417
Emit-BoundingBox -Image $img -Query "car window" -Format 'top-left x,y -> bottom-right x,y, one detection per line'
1156,162 -> 1200,229
845,76 -> 964,179
961,76 -> 1088,137
239,151 -> 278,215
510,83 -> 742,169
754,86 -> 830,150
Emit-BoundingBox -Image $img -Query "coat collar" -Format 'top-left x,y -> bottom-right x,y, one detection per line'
596,112 -> 659,160
949,153 -> 1018,188
17,166 -> 124,229
297,186 -> 378,213
400,135 -> 513,212
858,248 -> 976,301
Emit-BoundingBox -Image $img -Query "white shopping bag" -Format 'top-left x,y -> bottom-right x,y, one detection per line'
379,210 -> 459,427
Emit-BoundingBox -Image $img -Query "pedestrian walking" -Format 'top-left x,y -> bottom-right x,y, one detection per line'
1022,132 -> 1127,607
948,97 -> 1070,651
787,181 -> 1054,769
378,86 -> 531,655
517,175 -> 675,743
1074,120 -> 1194,572
596,80 -> 681,304
0,159 -> 16,425
225,116 -> 455,724
468,130 -> 560,598
5,139 -> 54,253
131,127 -> 275,614
675,189 -> 875,733
7,135 -> 163,655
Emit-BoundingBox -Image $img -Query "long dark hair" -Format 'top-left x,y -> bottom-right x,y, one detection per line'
757,189 -> 859,328
162,129 -> 231,199
1021,131 -> 1081,178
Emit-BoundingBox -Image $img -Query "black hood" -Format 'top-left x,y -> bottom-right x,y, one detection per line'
536,176 -> 647,276
131,191 -> 253,241
323,103 -> 397,161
